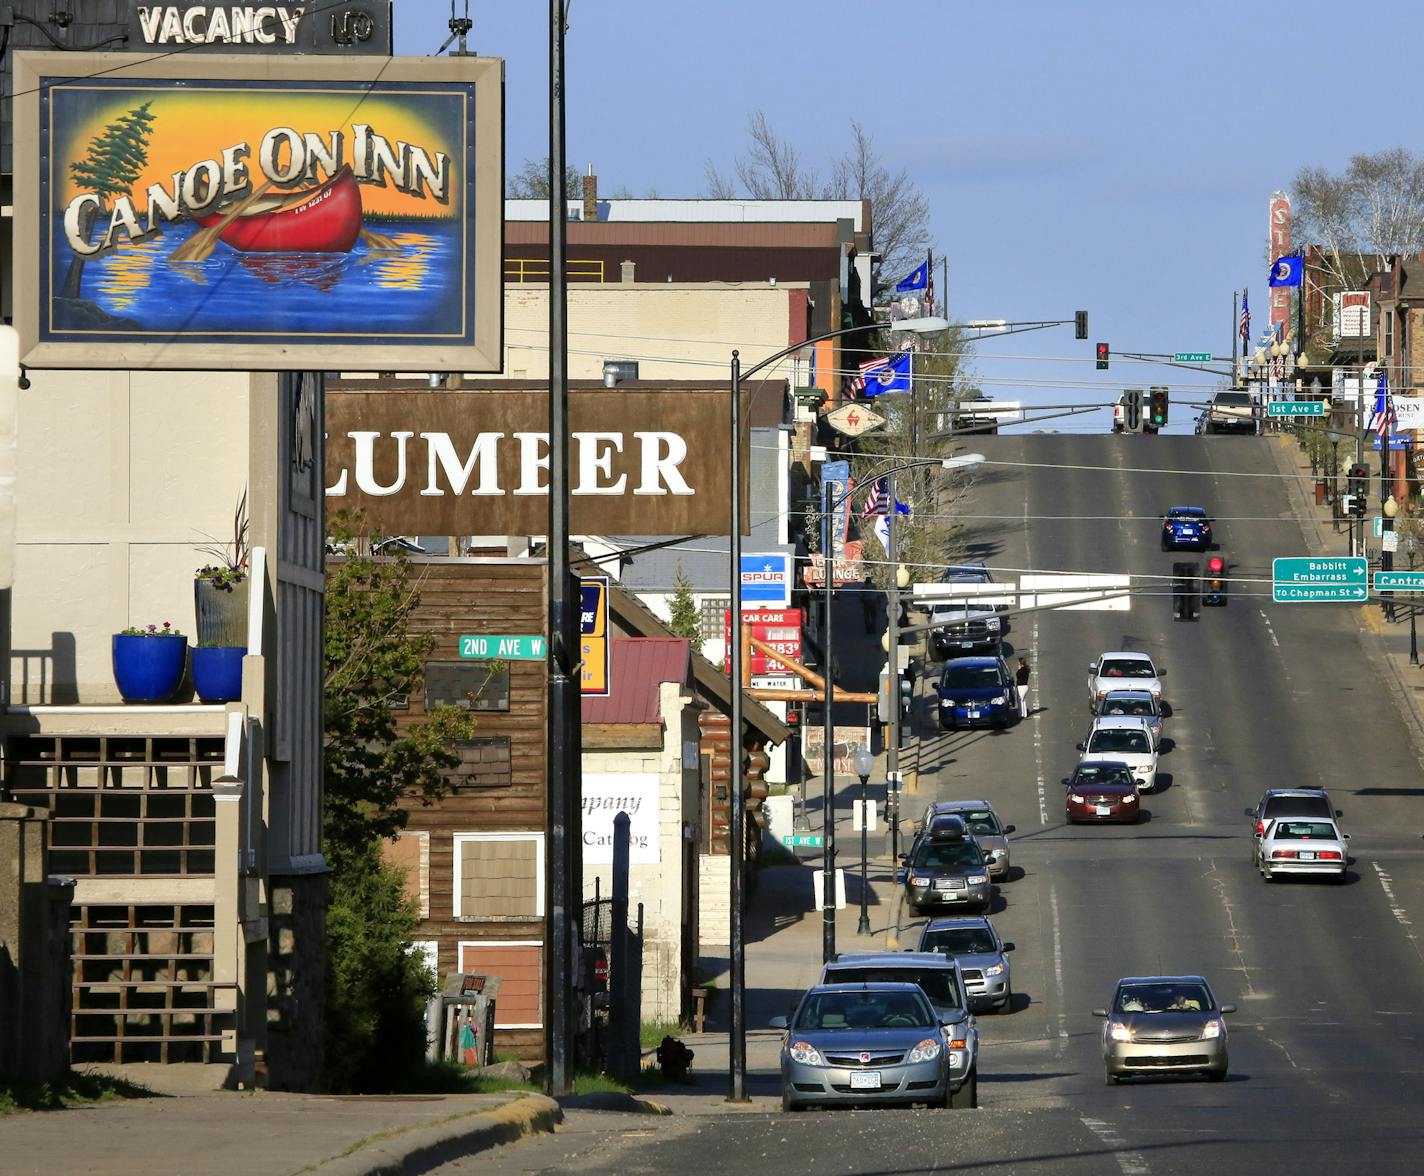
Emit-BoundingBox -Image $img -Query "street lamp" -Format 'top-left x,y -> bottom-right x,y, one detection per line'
725,313 -> 948,1102
853,746 -> 874,936
1384,495 -> 1399,622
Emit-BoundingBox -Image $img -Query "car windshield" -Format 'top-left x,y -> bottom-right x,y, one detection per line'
1216,393 -> 1251,406
1273,821 -> 1337,839
1098,659 -> 1155,678
1264,797 -> 1331,818
943,810 -> 1001,836
941,666 -> 1002,690
942,568 -> 991,583
922,927 -> 996,956
794,989 -> 935,1031
1115,983 -> 1213,1014
1102,697 -> 1154,718
1075,764 -> 1134,786
911,841 -> 984,871
824,967 -> 963,1009
1088,730 -> 1151,755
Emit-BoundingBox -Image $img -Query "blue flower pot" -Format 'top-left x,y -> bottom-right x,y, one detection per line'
191,645 -> 245,704
112,634 -> 189,703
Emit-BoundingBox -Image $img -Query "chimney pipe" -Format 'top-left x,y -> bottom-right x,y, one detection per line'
583,169 -> 598,222
620,260 -> 636,283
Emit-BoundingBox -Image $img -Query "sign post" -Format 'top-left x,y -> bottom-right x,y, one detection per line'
1272,556 -> 1368,602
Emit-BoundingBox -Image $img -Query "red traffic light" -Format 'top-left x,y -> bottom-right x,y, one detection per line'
1095,342 -> 1110,370
1207,557 -> 1225,573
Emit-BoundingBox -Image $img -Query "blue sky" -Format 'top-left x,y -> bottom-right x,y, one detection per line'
397,0 -> 1424,432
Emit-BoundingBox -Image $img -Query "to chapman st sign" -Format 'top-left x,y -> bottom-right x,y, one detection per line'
325,388 -> 750,537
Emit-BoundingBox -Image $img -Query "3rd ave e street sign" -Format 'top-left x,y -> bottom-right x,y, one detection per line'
1172,352 -> 1213,363
1272,556 -> 1368,602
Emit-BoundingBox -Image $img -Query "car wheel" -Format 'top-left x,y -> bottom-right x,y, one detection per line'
1206,1067 -> 1227,1083
1261,869 -> 1273,883
1334,870 -> 1348,885
782,1091 -> 803,1111
997,987 -> 1013,1014
1105,1070 -> 1120,1086
950,1066 -> 978,1108
1160,540 -> 1170,551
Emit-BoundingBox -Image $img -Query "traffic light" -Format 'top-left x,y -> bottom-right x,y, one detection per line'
1348,464 -> 1369,515
1096,342 -> 1110,370
1172,561 -> 1201,621
1121,389 -> 1143,433
1075,311 -> 1089,340
1149,386 -> 1170,428
1203,555 -> 1228,606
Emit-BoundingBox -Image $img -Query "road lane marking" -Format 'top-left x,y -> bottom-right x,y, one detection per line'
1050,881 -> 1068,1054
1206,857 -> 1256,996
1372,862 -> 1416,940
1080,1117 -> 1151,1176
1032,615 -> 1047,826
1257,608 -> 1280,647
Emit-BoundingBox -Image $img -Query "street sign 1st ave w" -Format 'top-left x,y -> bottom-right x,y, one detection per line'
781,834 -> 825,848
1266,401 -> 1327,418
1272,556 -> 1368,602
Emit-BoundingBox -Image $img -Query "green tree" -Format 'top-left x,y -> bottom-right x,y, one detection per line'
69,102 -> 157,207
667,561 -> 701,641
322,511 -> 481,1091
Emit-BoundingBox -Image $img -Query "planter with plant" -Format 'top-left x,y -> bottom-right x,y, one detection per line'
112,622 -> 188,703
192,492 -> 250,703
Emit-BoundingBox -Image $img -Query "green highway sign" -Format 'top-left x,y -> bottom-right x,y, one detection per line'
1373,571 -> 1424,593
1172,352 -> 1213,363
781,834 -> 825,848
459,634 -> 546,660
1266,401 -> 1327,418
1272,556 -> 1368,603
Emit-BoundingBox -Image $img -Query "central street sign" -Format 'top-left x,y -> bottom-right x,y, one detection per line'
1373,571 -> 1424,592
1266,401 -> 1327,418
1172,352 -> 1213,363
1272,556 -> 1368,602
782,834 -> 825,848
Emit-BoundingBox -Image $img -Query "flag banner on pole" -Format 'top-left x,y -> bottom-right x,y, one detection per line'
894,259 -> 929,293
860,351 -> 912,398
1268,256 -> 1304,287
1239,290 -> 1250,342
1368,370 -> 1398,440
860,476 -> 889,519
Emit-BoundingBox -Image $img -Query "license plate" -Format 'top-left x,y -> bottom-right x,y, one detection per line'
849,1071 -> 882,1090
1096,805 -> 1112,816
1299,850 -> 1315,860
966,710 -> 980,719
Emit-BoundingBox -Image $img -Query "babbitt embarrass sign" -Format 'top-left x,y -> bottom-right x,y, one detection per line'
324,387 -> 750,537
13,52 -> 503,371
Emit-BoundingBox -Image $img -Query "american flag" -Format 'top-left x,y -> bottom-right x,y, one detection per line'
845,356 -> 891,397
1369,371 -> 1397,438
860,475 -> 889,519
1239,290 -> 1250,343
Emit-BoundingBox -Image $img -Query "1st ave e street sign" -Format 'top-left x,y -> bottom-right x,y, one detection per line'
1266,401 -> 1327,418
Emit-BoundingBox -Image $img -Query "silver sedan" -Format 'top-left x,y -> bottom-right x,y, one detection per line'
1094,976 -> 1235,1084
1257,817 -> 1349,882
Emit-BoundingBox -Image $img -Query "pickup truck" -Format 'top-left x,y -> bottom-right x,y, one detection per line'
1201,390 -> 1257,435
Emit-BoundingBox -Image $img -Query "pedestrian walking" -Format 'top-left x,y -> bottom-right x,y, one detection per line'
1015,657 -> 1031,718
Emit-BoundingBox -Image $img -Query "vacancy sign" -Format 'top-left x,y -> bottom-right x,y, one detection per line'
741,552 -> 793,608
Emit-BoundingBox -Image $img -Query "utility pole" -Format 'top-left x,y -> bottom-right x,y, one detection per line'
820,477 -> 837,964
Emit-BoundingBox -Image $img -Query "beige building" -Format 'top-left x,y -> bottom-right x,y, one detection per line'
2,367 -> 326,1088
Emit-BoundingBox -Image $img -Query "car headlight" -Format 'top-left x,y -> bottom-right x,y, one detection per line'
941,698 -> 956,707
1151,688 -> 1161,698
1069,794 -> 1086,803
995,692 -> 1010,704
907,1037 -> 942,1063
982,963 -> 1005,977
1200,1020 -> 1224,1040
1109,1023 -> 1133,1042
788,1041 -> 824,1065
910,874 -> 931,887
967,874 -> 988,885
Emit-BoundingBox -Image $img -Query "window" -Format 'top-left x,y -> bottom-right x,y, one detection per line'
700,597 -> 729,642
453,833 -> 545,919
445,737 -> 513,789
382,831 -> 429,918
424,660 -> 510,712
458,941 -> 542,1028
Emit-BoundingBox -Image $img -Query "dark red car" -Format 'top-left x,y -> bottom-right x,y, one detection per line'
1063,761 -> 1140,824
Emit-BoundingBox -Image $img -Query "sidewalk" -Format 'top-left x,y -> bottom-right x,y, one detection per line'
1269,434 -> 1424,749
0,1087 -> 560,1176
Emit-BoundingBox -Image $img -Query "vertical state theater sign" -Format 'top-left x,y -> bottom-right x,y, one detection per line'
12,51 -> 503,371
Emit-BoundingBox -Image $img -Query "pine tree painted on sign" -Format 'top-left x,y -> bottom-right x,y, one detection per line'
69,101 -> 157,208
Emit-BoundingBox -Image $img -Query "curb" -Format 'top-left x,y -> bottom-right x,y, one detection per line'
558,1090 -> 673,1116
310,1093 -> 562,1176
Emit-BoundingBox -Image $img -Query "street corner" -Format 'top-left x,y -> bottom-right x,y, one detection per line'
558,1090 -> 674,1115
311,1092 -> 562,1176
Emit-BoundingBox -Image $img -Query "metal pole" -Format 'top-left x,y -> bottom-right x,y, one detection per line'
1232,291 -> 1239,375
543,0 -> 576,1097
885,466 -> 901,869
821,477 -> 837,964
727,352 -> 747,1102
857,773 -> 871,935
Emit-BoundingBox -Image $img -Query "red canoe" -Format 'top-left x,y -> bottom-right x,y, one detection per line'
193,165 -> 363,254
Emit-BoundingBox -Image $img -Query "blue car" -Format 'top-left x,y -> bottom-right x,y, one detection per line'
937,656 -> 1017,730
1160,506 -> 1213,551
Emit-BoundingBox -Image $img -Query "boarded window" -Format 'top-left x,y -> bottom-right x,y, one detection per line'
382,831 -> 429,917
700,597 -> 729,641
424,661 -> 510,712
455,834 -> 543,918
458,942 -> 542,1028
445,737 -> 513,789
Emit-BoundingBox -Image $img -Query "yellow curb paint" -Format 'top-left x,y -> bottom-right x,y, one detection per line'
1363,605 -> 1385,635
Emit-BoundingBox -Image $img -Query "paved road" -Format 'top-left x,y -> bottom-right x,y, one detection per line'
445,434 -> 1424,1174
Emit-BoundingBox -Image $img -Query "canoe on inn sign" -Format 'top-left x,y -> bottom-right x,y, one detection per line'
14,52 -> 504,371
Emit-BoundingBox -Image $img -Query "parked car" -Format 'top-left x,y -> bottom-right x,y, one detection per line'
1063,761 -> 1141,824
917,800 -> 1015,880
1087,651 -> 1164,713
901,817 -> 992,916
1161,506 -> 1213,551
1097,689 -> 1163,748
1094,975 -> 1235,1084
771,982 -> 962,1110
936,656 -> 1017,731
1256,817 -> 1349,883
1078,716 -> 1158,792
917,916 -> 1014,1014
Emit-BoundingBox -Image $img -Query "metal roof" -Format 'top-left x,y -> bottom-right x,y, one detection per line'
580,638 -> 690,726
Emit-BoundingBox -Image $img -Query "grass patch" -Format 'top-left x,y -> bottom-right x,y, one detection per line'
0,1070 -> 156,1114
638,1020 -> 689,1049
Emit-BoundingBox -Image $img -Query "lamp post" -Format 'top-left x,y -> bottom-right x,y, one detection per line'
883,558 -> 911,868
853,746 -> 874,936
1384,494 -> 1399,622
726,314 -> 948,1101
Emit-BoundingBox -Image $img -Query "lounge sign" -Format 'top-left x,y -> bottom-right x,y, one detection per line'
325,389 -> 750,537
128,3 -> 393,54
13,52 -> 503,371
